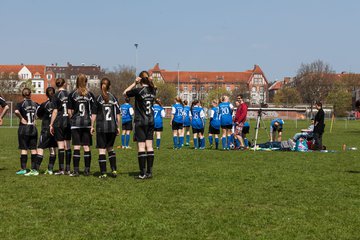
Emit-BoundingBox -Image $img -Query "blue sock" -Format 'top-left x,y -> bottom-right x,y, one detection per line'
173,136 -> 177,148
208,136 -> 213,145
235,139 -> 240,148
215,138 -> 219,149
186,135 -> 190,144
230,134 -> 234,144
125,134 -> 130,147
227,136 -> 232,148
222,137 -> 226,149
179,137 -> 184,148
244,138 -> 249,147
201,138 -> 205,148
156,138 -> 161,148
194,138 -> 198,149
121,135 -> 125,147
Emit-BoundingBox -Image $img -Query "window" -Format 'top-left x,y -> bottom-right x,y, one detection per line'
192,86 -> 196,92
226,85 -> 230,91
235,86 -> 239,91
192,93 -> 197,99
183,94 -> 188,100
200,86 -> 205,91
209,86 -> 213,90
184,86 -> 188,91
47,74 -> 52,80
38,82 -> 41,88
34,74 -> 40,79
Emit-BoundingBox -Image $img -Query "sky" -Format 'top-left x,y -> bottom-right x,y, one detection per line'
1,0 -> 359,81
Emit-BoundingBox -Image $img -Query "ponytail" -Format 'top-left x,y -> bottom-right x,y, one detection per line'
76,74 -> 88,96
191,100 -> 199,112
55,78 -> 66,88
139,71 -> 156,91
101,77 -> 111,103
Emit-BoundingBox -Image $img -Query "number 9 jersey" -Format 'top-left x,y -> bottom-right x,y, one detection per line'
68,90 -> 96,129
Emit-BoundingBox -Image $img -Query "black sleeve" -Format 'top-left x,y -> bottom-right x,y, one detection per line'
114,97 -> 120,114
67,92 -> 74,110
126,88 -> 139,98
0,97 -> 7,108
15,102 -> 21,111
52,95 -> 61,109
36,103 -> 46,119
91,98 -> 99,114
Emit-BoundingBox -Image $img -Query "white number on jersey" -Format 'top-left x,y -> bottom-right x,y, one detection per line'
145,101 -> 151,115
62,103 -> 68,116
105,106 -> 112,121
79,103 -> 85,117
26,112 -> 35,125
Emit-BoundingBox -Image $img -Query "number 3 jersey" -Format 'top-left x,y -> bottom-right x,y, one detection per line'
92,93 -> 120,133
52,90 -> 70,128
68,90 -> 95,129
126,85 -> 156,126
16,99 -> 39,136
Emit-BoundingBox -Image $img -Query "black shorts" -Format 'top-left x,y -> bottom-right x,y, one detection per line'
242,126 -> 250,134
18,134 -> 38,150
54,126 -> 71,141
154,127 -> 163,132
208,125 -> 220,134
122,121 -> 133,131
134,124 -> 154,142
272,126 -> 283,133
192,127 -> 204,134
172,121 -> 183,130
96,132 -> 117,149
38,131 -> 57,149
221,124 -> 233,130
71,128 -> 92,146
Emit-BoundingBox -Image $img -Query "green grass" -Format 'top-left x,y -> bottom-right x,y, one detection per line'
0,119 -> 359,239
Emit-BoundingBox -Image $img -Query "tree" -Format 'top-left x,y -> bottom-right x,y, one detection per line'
294,60 -> 336,105
326,88 -> 352,117
203,88 -> 230,108
230,83 -> 249,103
273,87 -> 302,107
154,81 -> 177,106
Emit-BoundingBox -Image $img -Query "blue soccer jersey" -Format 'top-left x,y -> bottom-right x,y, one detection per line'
172,103 -> 184,124
219,102 -> 233,126
120,103 -> 133,124
191,106 -> 205,129
210,107 -> 221,129
183,105 -> 191,127
153,104 -> 165,129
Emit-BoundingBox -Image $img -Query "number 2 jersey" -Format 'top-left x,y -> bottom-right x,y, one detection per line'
52,90 -> 70,129
126,85 -> 156,126
16,99 -> 39,136
92,93 -> 120,133
68,90 -> 95,129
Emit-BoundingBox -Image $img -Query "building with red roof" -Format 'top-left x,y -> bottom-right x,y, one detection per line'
149,63 -> 269,105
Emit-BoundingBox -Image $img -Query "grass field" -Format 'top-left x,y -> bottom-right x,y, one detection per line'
0,119 -> 359,239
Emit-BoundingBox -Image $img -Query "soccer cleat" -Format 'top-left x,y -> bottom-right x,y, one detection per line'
83,169 -> 90,176
25,169 -> 39,176
69,171 -> 80,177
111,170 -> 117,178
44,169 -> 54,175
65,171 -> 71,175
156,147 -> 160,150
185,143 -> 190,146
146,173 -> 153,179
16,169 -> 27,175
54,170 -> 65,175
135,174 -> 147,180
99,174 -> 107,179
125,146 -> 132,149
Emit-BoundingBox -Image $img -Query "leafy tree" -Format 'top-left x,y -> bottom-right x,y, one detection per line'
273,87 -> 302,107
203,88 -> 230,108
154,81 -> 177,106
326,88 -> 352,117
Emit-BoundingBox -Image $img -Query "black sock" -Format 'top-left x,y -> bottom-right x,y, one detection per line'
31,154 -> 37,170
58,149 -> 65,171
73,150 -> 81,173
48,154 -> 56,170
84,151 -> 91,171
65,149 -> 72,172
108,151 -> 117,171
138,152 -> 147,176
146,151 -> 154,174
98,154 -> 106,174
36,154 -> 44,170
20,154 -> 27,170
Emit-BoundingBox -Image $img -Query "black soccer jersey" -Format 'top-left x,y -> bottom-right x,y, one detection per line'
16,99 -> 39,136
52,90 -> 70,128
126,86 -> 156,125
68,90 -> 95,129
37,100 -> 54,132
93,93 -> 120,133
0,97 -> 7,108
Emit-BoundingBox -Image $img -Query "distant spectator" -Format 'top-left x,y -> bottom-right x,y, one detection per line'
293,118 -> 314,141
0,96 -> 9,126
270,118 -> 284,142
234,94 -> 248,149
313,101 -> 325,150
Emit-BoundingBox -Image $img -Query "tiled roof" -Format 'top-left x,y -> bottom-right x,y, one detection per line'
0,65 -> 24,73
32,94 -> 48,104
268,81 -> 283,91
0,65 -> 45,77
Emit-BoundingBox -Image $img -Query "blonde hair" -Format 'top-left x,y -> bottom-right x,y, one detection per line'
76,74 -> 88,96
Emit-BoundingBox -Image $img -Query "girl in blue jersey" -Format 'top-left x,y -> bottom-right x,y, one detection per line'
208,99 -> 221,149
242,121 -> 250,147
152,98 -> 165,149
190,100 -> 206,149
170,97 -> 184,149
183,100 -> 191,146
219,95 -> 234,150
120,97 -> 134,149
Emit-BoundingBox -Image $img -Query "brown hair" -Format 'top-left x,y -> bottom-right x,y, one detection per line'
101,77 -> 111,103
76,74 -> 88,96
175,96 -> 183,105
46,87 -> 55,99
183,100 -> 188,106
55,78 -> 66,88
155,98 -> 162,106
22,88 -> 31,99
139,71 -> 155,91
191,99 -> 199,112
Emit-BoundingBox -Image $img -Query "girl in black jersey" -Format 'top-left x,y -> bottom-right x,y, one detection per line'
14,88 -> 39,175
91,78 -> 121,178
49,78 -> 72,175
124,71 -> 156,179
67,74 -> 95,177
0,96 -> 9,126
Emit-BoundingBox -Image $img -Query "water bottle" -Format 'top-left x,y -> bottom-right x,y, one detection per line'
347,147 -> 358,151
